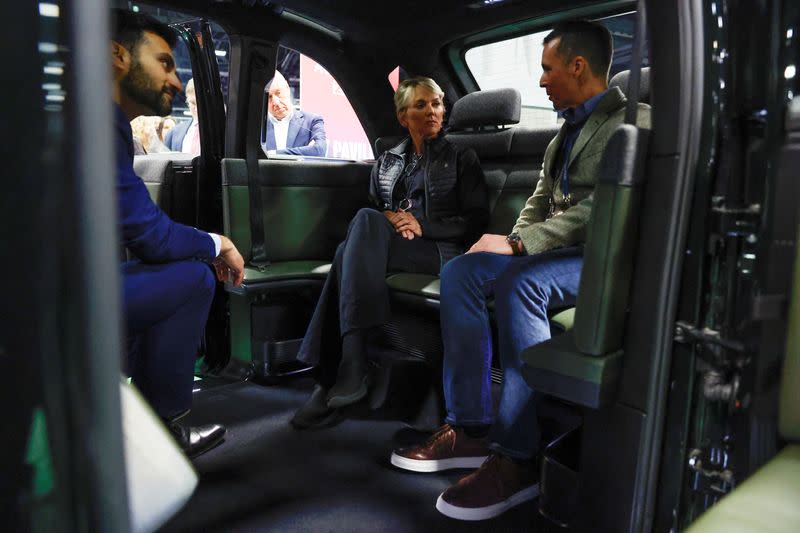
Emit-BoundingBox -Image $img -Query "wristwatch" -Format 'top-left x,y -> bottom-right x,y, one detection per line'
506,232 -> 525,256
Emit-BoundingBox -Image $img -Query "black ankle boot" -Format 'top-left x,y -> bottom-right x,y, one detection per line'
291,384 -> 342,429
163,411 -> 226,459
326,357 -> 369,408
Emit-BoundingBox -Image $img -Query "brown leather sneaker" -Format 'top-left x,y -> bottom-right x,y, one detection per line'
390,424 -> 489,473
436,453 -> 540,521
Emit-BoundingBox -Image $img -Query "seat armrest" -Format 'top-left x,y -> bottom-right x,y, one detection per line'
520,331 -> 623,409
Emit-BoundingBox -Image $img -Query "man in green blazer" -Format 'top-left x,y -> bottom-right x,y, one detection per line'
389,20 -> 651,520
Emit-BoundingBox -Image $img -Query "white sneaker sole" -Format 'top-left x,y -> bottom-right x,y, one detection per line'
390,452 -> 488,473
435,483 -> 540,521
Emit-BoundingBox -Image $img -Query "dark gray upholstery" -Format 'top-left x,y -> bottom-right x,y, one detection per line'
376,89 -> 522,158
447,129 -> 515,159
448,88 -> 521,130
511,128 -> 559,157
133,153 -> 194,183
609,67 -> 651,104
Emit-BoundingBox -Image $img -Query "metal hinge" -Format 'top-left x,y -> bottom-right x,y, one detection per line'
687,448 -> 735,506
709,199 -> 761,237
674,321 -> 746,352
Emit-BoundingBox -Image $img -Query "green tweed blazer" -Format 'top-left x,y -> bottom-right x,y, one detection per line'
512,86 -> 652,255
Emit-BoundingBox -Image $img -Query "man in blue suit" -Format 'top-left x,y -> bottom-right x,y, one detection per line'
164,78 -> 199,154
112,9 -> 244,458
262,70 -> 327,157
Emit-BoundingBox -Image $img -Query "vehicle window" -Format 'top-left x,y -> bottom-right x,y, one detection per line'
126,5 -> 230,155
263,46 -> 373,160
465,12 -> 648,127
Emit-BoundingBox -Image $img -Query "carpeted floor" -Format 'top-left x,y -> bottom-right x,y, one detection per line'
159,377 -> 540,532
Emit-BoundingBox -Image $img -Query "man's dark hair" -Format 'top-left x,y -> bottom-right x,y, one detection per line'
543,20 -> 613,80
111,8 -> 176,53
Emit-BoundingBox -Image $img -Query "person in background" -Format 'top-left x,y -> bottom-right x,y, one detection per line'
130,115 -> 170,154
157,115 -> 176,143
111,8 -> 245,458
261,70 -> 327,157
291,76 -> 489,429
165,78 -> 200,154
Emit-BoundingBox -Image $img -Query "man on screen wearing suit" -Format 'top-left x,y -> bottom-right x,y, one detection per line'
262,70 -> 327,157
164,78 -> 200,154
112,9 -> 245,458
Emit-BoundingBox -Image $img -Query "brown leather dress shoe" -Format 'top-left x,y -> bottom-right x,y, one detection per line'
390,424 -> 489,472
436,453 -> 540,521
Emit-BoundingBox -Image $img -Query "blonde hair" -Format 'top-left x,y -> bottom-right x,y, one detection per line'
394,76 -> 445,114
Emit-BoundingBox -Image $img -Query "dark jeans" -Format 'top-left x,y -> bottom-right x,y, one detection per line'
123,260 -> 215,418
297,208 -> 440,378
439,247 -> 583,459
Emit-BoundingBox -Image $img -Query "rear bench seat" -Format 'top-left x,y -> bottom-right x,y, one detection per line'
221,158 -> 372,375
222,69 -> 646,380
221,87 -> 562,373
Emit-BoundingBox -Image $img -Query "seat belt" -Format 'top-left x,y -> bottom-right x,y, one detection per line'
244,50 -> 271,271
625,0 -> 647,125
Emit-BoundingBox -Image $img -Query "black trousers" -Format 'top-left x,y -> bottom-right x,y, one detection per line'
123,260 -> 216,418
296,208 -> 440,380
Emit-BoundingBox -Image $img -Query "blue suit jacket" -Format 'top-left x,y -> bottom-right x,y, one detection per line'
263,110 -> 327,157
115,105 -> 215,263
164,119 -> 192,152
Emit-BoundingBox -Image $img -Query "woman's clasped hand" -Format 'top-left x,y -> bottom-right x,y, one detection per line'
383,209 -> 422,240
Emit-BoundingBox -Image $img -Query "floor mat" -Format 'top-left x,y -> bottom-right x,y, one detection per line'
159,378 -> 539,532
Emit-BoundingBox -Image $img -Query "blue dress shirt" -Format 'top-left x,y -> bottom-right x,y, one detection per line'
554,90 -> 608,198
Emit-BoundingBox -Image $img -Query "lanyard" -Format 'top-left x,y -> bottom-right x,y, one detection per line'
559,125 -> 580,204
560,147 -> 571,199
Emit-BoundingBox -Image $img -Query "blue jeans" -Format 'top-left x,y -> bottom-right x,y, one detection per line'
440,247 -> 583,459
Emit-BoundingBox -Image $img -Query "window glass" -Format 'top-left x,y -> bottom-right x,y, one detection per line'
263,46 -> 373,160
125,5 -> 230,155
465,12 -> 649,127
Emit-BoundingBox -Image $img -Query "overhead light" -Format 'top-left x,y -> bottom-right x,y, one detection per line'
215,49 -> 227,57
39,3 -> 59,17
38,42 -> 58,54
785,65 -> 796,79
44,65 -> 63,75
468,0 -> 511,9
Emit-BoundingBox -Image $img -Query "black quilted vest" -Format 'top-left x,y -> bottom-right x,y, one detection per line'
375,135 -> 463,265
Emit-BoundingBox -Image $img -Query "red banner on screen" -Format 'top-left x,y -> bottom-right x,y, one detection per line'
299,55 -> 374,160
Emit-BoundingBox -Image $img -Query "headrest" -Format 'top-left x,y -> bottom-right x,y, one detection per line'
609,67 -> 651,104
449,88 -> 521,130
